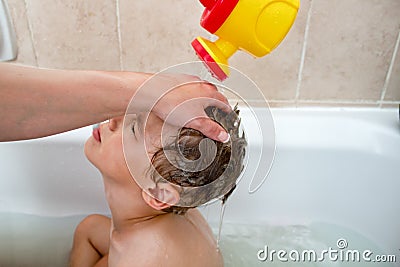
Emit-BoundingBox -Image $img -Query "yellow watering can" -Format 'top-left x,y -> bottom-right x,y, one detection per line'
192,0 -> 300,80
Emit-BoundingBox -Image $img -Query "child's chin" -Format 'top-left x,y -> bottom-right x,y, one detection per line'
84,139 -> 97,166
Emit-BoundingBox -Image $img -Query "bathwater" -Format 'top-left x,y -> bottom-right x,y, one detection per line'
0,213 -> 396,267
0,213 -> 85,267
214,223 -> 397,267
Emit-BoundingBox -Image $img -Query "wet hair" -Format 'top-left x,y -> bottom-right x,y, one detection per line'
148,105 -> 247,215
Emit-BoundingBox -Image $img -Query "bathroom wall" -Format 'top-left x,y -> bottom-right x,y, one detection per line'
6,0 -> 400,107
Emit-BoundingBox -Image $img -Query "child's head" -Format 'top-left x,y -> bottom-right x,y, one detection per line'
147,106 -> 247,214
85,106 -> 246,215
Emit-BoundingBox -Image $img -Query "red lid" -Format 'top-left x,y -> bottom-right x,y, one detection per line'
200,0 -> 239,34
199,0 -> 216,9
191,38 -> 228,81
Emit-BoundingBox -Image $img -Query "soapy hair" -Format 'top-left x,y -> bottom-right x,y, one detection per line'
148,105 -> 247,215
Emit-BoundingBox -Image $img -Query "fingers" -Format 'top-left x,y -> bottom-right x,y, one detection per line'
200,80 -> 218,92
192,81 -> 231,113
196,81 -> 231,113
145,74 -> 232,142
187,117 -> 230,143
209,91 -> 232,113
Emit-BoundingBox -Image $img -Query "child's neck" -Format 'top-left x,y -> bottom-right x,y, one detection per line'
102,174 -> 162,231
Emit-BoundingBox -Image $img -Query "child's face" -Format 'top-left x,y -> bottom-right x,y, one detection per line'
84,112 -> 177,185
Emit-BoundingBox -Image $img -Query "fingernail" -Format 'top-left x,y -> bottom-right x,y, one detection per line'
218,131 -> 230,143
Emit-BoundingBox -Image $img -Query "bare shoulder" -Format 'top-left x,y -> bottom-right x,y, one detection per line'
109,211 -> 223,267
108,226 -> 162,267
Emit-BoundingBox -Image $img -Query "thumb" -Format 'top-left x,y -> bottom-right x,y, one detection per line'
186,117 -> 230,143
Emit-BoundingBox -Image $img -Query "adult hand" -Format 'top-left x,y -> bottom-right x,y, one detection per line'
129,73 -> 231,143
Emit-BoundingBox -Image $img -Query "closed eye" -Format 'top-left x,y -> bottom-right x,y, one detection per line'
132,122 -> 136,135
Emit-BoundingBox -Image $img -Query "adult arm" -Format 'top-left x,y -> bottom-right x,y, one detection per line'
0,63 -> 146,141
0,63 -> 229,142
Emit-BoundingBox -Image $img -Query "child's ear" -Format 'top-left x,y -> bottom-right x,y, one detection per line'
141,183 -> 180,211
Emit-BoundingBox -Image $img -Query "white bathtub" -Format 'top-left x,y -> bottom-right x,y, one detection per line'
0,107 -> 399,266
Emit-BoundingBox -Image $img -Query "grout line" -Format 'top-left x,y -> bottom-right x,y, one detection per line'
23,0 -> 38,66
295,0 -> 314,104
379,28 -> 400,108
115,0 -> 123,70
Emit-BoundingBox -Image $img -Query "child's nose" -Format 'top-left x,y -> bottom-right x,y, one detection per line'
108,117 -> 122,131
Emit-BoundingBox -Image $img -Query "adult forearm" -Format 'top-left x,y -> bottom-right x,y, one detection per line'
0,63 -> 147,141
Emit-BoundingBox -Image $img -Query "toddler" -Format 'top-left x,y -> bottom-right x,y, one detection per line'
70,106 -> 246,267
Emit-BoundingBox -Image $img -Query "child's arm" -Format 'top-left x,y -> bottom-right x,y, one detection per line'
70,214 -> 111,267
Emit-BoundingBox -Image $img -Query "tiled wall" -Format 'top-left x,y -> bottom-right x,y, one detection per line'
7,0 -> 400,107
